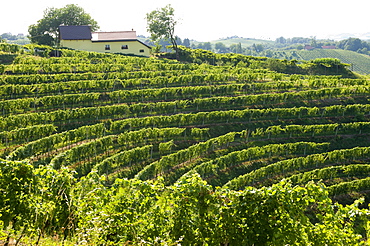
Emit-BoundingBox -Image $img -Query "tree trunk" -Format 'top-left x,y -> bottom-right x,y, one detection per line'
170,36 -> 179,60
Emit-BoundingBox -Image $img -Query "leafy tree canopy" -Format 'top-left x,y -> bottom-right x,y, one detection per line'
215,42 -> 228,53
146,4 -> 179,59
338,37 -> 369,52
28,4 -> 99,46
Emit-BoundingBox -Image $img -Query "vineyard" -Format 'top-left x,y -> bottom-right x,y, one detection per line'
271,48 -> 370,75
1,43 -> 370,245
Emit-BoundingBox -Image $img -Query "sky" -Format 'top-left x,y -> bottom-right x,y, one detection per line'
2,0 -> 369,41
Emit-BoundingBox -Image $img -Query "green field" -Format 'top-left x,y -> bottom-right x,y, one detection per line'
1,43 -> 370,245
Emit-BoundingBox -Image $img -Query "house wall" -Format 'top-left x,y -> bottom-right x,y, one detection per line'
60,40 -> 151,57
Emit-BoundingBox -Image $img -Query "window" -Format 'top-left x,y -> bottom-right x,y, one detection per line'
105,45 -> 110,50
139,49 -> 145,53
121,45 -> 128,49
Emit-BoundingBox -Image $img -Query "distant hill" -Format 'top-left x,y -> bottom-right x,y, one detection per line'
138,36 -> 274,52
209,37 -> 274,48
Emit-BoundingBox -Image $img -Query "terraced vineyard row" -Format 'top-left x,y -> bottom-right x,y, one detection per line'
1,44 -> 370,245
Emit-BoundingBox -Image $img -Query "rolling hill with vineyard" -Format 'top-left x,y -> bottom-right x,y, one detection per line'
1,43 -> 370,245
269,48 -> 370,75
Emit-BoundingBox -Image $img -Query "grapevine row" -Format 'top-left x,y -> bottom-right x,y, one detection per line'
224,146 -> 370,190
179,141 -> 329,185
3,85 -> 369,115
135,132 -> 237,181
286,164 -> 370,185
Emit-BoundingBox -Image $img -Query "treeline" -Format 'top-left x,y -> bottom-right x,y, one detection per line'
190,36 -> 370,56
276,36 -> 370,54
0,32 -> 29,45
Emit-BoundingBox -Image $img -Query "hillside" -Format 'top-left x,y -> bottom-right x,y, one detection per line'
298,49 -> 370,74
209,39 -> 370,74
284,49 -> 370,75
186,36 -> 370,74
138,35 -> 370,74
1,43 -> 370,245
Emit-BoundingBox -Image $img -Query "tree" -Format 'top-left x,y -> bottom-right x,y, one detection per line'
183,38 -> 191,48
230,43 -> 243,54
255,44 -> 264,52
176,36 -> 182,46
275,36 -> 286,44
28,4 -> 99,46
1,33 -> 17,41
215,42 -> 228,53
146,4 -> 179,60
202,42 -> 212,51
310,36 -> 318,48
338,38 -> 365,52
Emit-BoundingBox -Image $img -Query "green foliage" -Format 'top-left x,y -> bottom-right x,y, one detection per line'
43,172 -> 370,245
146,4 -> 179,59
0,43 -> 21,54
1,162 -> 367,244
338,38 -> 369,52
301,58 -> 353,77
0,159 -> 36,232
28,4 -> 99,46
0,159 -> 75,244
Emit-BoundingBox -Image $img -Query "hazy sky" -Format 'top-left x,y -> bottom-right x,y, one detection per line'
2,0 -> 369,41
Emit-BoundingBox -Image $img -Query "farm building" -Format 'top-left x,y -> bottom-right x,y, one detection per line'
304,45 -> 314,50
59,25 -> 151,57
321,45 -> 337,49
